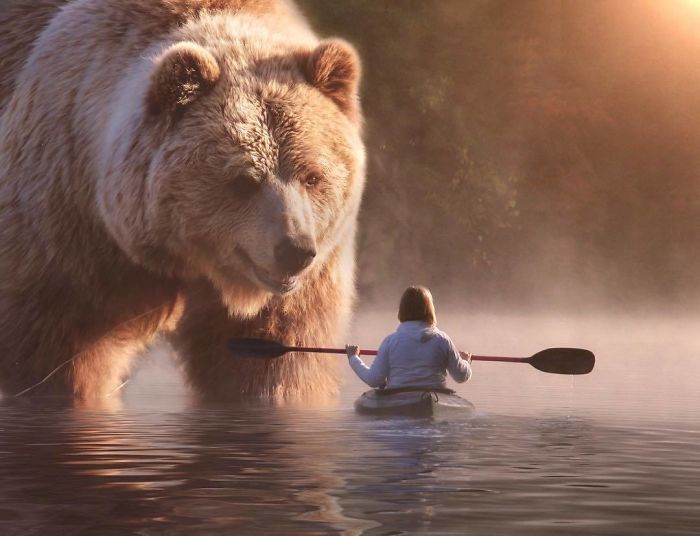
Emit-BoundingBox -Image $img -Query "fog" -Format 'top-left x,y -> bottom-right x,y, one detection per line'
124,311 -> 700,431
298,0 -> 700,312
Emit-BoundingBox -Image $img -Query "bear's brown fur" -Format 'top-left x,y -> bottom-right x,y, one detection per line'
0,0 -> 365,402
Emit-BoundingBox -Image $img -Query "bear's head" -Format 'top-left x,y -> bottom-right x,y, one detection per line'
99,20 -> 365,317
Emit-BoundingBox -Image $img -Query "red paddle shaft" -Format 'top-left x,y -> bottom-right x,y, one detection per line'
283,346 -> 530,364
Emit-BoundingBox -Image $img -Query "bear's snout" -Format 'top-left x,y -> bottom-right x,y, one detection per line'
274,236 -> 317,276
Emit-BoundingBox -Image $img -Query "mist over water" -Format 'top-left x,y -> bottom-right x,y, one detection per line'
118,310 -> 700,429
350,311 -> 700,426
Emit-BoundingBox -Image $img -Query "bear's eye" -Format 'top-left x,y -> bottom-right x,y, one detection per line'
232,173 -> 260,198
304,174 -> 321,189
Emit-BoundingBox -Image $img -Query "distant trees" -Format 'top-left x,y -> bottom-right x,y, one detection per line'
299,0 -> 700,309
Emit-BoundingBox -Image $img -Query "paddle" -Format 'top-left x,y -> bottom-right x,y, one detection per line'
227,338 -> 595,375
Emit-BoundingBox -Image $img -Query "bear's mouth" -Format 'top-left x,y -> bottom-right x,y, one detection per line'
234,246 -> 299,295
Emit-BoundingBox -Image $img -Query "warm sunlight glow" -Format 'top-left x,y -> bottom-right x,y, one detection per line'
666,0 -> 700,23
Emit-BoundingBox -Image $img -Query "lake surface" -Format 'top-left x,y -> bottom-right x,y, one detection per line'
1,313 -> 699,535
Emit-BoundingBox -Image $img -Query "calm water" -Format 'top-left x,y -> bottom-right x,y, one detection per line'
1,313 -> 700,535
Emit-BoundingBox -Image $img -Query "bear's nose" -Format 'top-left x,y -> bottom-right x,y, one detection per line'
274,237 -> 317,276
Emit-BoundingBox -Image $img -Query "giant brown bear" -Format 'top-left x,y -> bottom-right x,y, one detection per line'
0,0 -> 365,402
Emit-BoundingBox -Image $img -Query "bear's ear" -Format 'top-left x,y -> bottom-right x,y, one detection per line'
146,42 -> 221,117
302,39 -> 361,121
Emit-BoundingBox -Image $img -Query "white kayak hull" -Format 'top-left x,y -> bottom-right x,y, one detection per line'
354,388 -> 475,417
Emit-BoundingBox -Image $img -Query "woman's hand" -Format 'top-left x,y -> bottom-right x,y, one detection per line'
345,344 -> 359,358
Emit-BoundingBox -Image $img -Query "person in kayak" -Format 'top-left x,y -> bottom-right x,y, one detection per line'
345,285 -> 472,390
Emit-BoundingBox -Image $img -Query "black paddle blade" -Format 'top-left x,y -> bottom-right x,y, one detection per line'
529,348 -> 595,375
227,338 -> 289,359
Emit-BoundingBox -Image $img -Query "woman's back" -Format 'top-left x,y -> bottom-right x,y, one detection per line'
348,320 -> 471,389
383,321 -> 457,388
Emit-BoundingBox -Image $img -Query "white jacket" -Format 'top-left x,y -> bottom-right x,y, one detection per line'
348,321 -> 472,389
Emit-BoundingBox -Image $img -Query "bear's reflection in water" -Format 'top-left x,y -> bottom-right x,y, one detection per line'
0,396 -> 376,534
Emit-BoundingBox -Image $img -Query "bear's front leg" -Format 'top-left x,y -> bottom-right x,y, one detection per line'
0,332 -> 141,403
173,258 -> 354,403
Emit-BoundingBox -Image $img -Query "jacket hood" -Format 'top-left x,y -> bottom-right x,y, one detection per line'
397,320 -> 439,342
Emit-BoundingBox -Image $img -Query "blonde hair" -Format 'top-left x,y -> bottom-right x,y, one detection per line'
398,285 -> 436,325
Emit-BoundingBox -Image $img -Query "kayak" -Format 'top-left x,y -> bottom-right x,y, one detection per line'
354,387 -> 475,417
